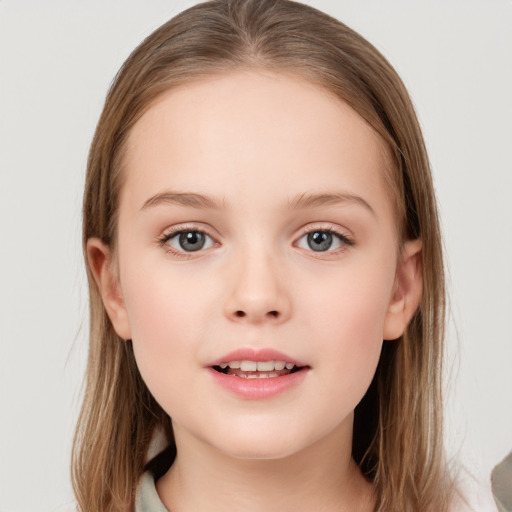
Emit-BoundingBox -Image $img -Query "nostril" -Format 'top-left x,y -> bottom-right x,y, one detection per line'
232,310 -> 280,319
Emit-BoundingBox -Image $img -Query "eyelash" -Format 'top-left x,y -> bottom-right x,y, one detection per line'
157,224 -> 355,258
295,226 -> 355,255
157,225 -> 216,259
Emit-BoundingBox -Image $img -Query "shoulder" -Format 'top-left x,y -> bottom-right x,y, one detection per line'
135,471 -> 169,512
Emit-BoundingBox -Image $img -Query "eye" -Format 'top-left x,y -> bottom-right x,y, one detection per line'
296,229 -> 353,252
162,229 -> 215,253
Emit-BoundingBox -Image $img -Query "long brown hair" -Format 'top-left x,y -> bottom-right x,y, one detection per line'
73,1 -> 451,510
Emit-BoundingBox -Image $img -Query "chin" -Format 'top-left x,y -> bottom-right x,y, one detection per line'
204,424 -> 311,461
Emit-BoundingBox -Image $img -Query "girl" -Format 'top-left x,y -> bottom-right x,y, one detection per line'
72,0 -> 458,510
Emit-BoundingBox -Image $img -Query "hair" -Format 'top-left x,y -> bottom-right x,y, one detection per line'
73,1 -> 451,511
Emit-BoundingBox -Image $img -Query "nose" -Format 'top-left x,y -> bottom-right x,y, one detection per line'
223,250 -> 291,325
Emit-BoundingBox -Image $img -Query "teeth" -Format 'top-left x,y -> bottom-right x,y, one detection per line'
240,360 -> 257,371
219,360 -> 297,371
240,372 -> 280,379
256,361 -> 274,371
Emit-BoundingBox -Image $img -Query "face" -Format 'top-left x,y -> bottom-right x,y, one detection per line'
91,70 -> 422,460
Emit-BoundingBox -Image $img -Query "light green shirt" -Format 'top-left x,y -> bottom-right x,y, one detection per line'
135,472 -> 169,512
135,467 -> 505,512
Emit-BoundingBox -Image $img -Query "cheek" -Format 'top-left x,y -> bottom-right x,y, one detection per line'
118,260 -> 216,400
302,251 -> 395,335
300,257 -> 395,393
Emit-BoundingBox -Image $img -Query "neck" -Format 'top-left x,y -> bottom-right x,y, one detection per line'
156,419 -> 375,512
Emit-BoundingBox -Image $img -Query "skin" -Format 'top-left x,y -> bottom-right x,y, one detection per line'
89,70 -> 422,512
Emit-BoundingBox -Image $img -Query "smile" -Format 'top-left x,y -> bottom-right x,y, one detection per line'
207,349 -> 310,399
213,360 -> 302,379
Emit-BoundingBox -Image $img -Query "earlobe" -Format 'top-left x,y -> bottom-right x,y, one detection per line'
86,238 -> 132,340
383,239 -> 423,341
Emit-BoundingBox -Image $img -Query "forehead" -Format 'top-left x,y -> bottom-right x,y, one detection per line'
121,70 -> 393,217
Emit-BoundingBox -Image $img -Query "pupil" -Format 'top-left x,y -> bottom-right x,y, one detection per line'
179,231 -> 205,252
307,231 -> 332,252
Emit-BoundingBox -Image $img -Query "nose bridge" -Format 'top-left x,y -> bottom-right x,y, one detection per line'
224,238 -> 290,324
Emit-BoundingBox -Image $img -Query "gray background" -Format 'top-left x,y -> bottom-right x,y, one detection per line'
1,1 -> 511,510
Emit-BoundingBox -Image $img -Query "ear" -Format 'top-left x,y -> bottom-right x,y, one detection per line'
383,239 -> 423,341
87,238 -> 132,340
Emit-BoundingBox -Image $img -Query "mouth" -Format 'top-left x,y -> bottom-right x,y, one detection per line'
212,360 -> 307,379
207,350 -> 310,399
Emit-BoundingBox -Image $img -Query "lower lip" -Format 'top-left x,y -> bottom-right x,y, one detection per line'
207,367 -> 309,400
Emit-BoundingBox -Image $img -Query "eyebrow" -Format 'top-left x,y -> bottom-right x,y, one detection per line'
141,191 -> 223,210
287,192 -> 375,216
141,190 -> 375,216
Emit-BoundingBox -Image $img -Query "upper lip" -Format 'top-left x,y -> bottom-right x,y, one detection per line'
206,347 -> 308,367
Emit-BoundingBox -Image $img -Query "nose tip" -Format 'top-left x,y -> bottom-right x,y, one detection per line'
224,256 -> 291,324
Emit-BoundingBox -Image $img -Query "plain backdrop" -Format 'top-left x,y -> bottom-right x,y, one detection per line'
1,1 -> 511,511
